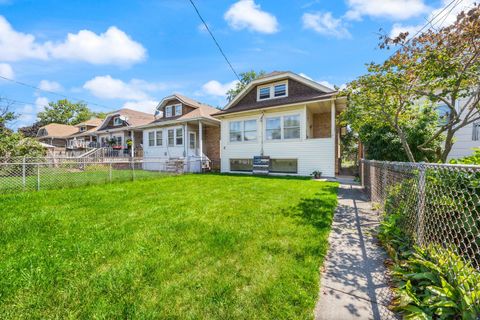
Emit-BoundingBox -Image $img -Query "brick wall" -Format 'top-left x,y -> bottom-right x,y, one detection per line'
312,112 -> 331,138
205,125 -> 220,161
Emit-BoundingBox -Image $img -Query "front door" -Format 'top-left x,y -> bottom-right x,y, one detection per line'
189,132 -> 196,155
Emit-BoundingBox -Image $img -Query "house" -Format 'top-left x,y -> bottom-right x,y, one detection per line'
66,118 -> 103,150
36,123 -> 79,148
213,71 -> 346,177
95,108 -> 154,157
139,94 -> 220,172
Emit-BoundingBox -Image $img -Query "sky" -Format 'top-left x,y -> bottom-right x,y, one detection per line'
0,0 -> 475,129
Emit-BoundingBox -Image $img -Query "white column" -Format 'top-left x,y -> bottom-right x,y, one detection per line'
130,130 -> 135,158
330,100 -> 335,138
199,121 -> 203,159
184,124 -> 187,158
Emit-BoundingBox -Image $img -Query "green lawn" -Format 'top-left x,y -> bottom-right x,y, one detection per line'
0,174 -> 338,319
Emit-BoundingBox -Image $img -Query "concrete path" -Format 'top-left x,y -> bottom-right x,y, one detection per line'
315,183 -> 397,320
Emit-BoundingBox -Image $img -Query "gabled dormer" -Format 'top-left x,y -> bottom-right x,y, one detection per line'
154,94 -> 210,122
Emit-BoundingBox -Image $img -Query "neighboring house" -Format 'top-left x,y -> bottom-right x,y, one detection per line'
36,123 -> 78,148
213,71 -> 346,177
442,96 -> 480,160
139,94 -> 221,172
95,108 -> 154,157
66,118 -> 103,150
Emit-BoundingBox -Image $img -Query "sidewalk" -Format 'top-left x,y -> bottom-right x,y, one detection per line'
314,183 -> 397,320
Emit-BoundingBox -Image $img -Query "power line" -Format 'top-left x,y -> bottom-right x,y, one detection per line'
187,0 -> 241,81
0,74 -> 118,111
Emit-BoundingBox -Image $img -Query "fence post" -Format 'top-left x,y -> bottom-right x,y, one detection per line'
109,162 -> 112,182
416,164 -> 426,246
22,156 -> 26,190
37,163 -> 40,191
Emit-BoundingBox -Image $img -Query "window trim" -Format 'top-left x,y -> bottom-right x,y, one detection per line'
165,105 -> 173,118
175,127 -> 183,146
148,131 -> 155,147
256,80 -> 288,101
155,130 -> 163,146
229,119 -> 257,143
175,104 -> 182,116
265,113 -> 301,141
113,117 -> 123,126
167,129 -> 175,146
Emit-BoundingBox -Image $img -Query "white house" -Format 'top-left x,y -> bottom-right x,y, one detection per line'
213,71 -> 346,177
139,94 -> 221,172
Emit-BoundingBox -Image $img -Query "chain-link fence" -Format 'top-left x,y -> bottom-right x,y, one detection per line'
0,157 -> 213,194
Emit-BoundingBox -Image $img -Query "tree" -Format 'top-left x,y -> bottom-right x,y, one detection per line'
226,70 -> 265,102
0,101 -> 44,160
386,4 -> 480,162
344,4 -> 480,162
18,122 -> 42,137
37,99 -> 94,125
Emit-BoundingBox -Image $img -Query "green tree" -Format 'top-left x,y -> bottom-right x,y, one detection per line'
37,99 -> 93,125
226,70 -> 265,102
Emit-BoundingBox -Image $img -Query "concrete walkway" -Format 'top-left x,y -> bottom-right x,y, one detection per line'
315,183 -> 397,320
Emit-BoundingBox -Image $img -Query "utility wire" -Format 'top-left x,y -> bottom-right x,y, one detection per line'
187,0 -> 241,81
0,74 -> 118,111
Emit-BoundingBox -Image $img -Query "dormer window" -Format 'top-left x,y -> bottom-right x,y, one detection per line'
257,81 -> 288,101
79,126 -> 86,132
37,128 -> 47,137
175,104 -> 182,116
165,106 -> 173,117
113,117 -> 123,126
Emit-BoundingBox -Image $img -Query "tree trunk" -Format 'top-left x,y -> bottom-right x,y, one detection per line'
396,125 -> 416,162
441,129 -> 455,163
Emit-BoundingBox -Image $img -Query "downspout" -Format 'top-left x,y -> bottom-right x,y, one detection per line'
260,111 -> 265,156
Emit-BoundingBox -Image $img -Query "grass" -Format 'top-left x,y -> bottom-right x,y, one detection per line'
0,174 -> 338,319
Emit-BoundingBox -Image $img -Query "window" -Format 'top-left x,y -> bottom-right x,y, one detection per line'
229,121 -> 242,142
266,117 -> 281,140
37,128 -> 46,137
230,159 -> 253,171
244,120 -> 257,141
283,115 -> 300,139
270,159 -> 297,173
259,87 -> 270,100
175,128 -> 183,145
79,126 -> 86,132
257,81 -> 288,101
229,120 -> 257,142
436,104 -> 450,126
266,114 -> 300,140
168,129 -> 174,146
155,130 -> 163,146
175,104 -> 182,116
116,136 -> 122,146
148,132 -> 155,147
274,84 -> 286,97
473,123 -> 480,141
165,106 -> 173,117
113,117 -> 122,126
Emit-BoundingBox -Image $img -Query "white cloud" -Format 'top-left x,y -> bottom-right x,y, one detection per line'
38,80 -> 62,92
389,0 -> 477,37
0,62 -> 13,78
302,12 -> 351,38
122,100 -> 158,114
201,80 -> 238,97
83,75 -> 167,101
16,96 -> 49,127
224,0 -> 279,34
344,0 -> 430,21
0,16 -> 145,65
319,80 -> 335,90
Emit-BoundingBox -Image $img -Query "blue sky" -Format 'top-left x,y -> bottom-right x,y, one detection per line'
0,0 -> 474,129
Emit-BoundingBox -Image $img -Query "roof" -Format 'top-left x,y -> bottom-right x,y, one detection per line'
38,123 -> 78,138
214,71 -> 338,116
96,108 -> 154,131
75,118 -> 103,127
157,93 -> 216,110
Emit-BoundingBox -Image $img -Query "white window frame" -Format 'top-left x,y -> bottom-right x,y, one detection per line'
155,130 -> 163,146
175,104 -> 182,116
165,106 -> 173,117
175,127 -> 183,146
167,129 -> 174,146
148,131 -> 155,147
189,132 -> 196,149
265,113 -> 301,141
229,119 -> 257,143
257,80 -> 288,101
